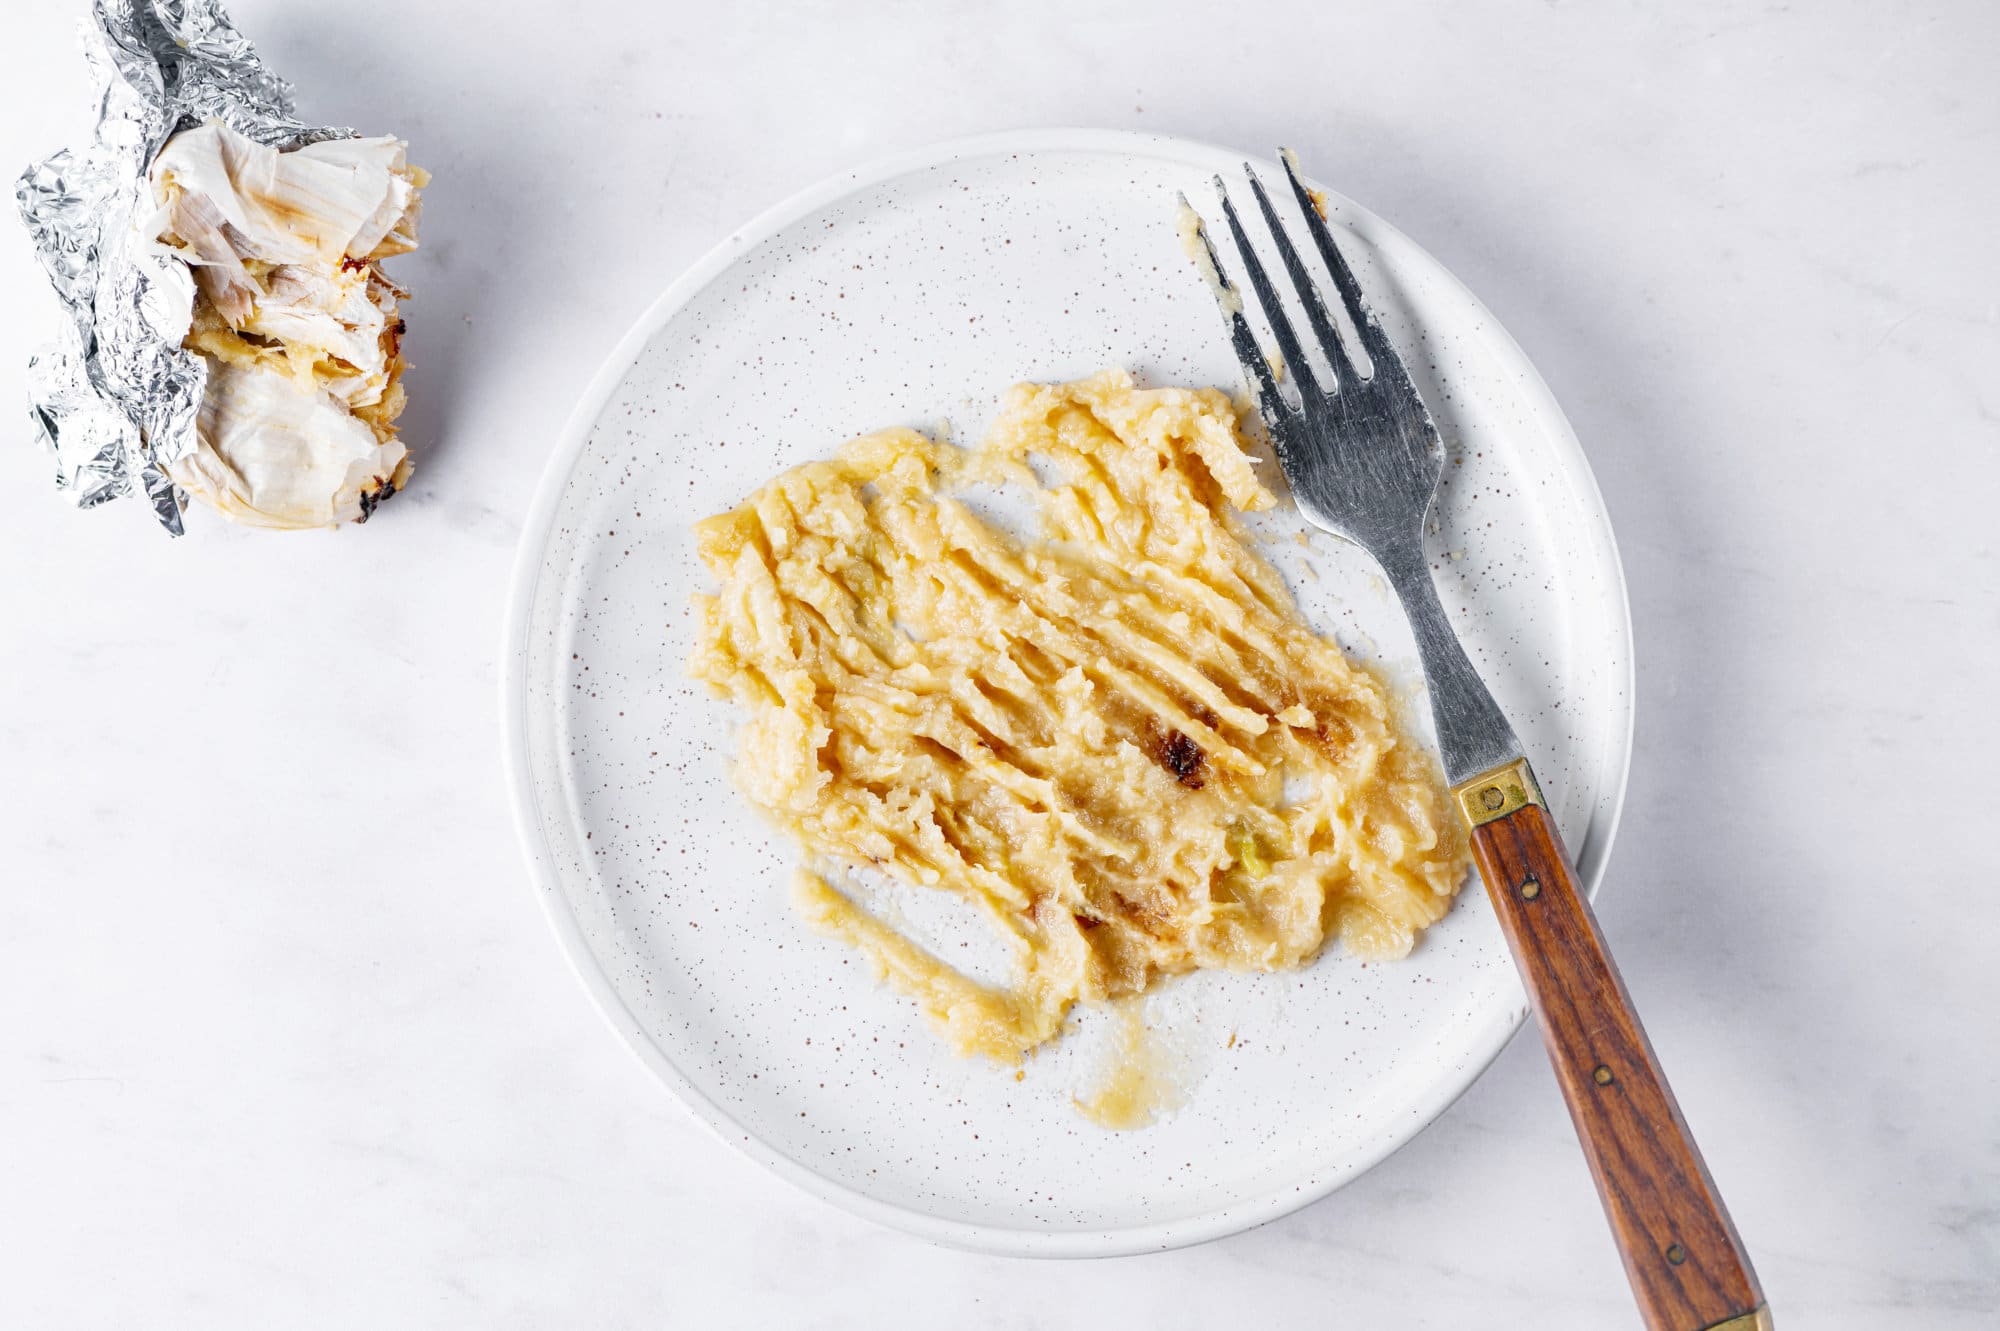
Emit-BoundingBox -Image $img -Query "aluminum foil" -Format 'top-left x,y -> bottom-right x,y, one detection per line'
17,0 -> 351,535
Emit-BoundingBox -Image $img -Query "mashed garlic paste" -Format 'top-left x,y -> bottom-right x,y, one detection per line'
689,370 -> 1469,1062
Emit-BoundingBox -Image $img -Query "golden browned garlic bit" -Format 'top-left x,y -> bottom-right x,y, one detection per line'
690,370 -> 1469,1062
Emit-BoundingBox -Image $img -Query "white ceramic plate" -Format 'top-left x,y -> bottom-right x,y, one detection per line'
502,130 -> 1632,1256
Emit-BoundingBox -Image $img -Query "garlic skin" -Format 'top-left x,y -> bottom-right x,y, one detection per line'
181,361 -> 412,529
142,122 -> 426,530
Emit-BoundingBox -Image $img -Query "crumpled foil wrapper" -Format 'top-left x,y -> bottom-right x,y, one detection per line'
17,0 -> 352,535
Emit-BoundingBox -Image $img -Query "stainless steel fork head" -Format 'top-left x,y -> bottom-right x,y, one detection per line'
1181,152 -> 1522,787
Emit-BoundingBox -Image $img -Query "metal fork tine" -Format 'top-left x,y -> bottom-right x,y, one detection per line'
1177,194 -> 1288,434
1244,165 -> 1359,392
1278,148 -> 1401,382
1214,175 -> 1322,400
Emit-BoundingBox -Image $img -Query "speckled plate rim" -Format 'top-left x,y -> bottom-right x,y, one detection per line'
501,128 -> 1636,1258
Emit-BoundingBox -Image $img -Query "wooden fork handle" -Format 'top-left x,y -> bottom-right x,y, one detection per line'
1457,759 -> 1768,1331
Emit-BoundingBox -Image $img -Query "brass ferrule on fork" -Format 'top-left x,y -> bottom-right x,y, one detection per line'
1452,756 -> 1543,829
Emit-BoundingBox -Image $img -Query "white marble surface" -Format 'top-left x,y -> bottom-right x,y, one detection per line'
2,0 -> 1994,1324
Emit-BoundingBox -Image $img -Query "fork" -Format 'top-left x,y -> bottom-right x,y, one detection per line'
1181,154 -> 1768,1331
